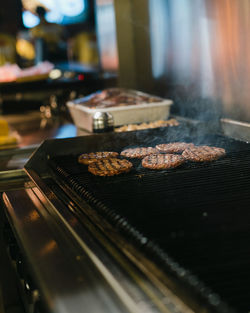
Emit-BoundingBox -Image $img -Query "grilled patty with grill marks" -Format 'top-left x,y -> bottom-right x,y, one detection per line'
78,151 -> 119,165
142,154 -> 185,169
120,147 -> 159,158
156,142 -> 195,153
182,145 -> 226,162
88,158 -> 133,176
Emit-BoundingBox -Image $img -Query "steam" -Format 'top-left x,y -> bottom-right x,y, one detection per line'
118,0 -> 250,124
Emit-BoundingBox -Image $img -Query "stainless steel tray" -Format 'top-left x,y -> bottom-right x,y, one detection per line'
67,88 -> 173,131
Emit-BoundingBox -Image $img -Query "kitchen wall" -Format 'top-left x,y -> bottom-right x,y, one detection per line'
113,0 -> 250,123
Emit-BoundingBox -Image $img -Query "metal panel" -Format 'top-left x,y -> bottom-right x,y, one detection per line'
3,188 -> 142,313
0,169 -> 30,192
113,0 -> 250,122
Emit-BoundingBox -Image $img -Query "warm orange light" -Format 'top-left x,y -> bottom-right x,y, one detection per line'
16,39 -> 35,60
39,240 -> 57,256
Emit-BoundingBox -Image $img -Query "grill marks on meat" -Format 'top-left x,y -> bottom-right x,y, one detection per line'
182,146 -> 226,162
156,142 -> 195,153
88,158 -> 133,176
142,154 -> 185,169
120,147 -> 159,158
80,143 -> 226,176
78,151 -> 118,164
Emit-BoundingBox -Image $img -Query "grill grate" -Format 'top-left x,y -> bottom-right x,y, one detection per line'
49,133 -> 250,313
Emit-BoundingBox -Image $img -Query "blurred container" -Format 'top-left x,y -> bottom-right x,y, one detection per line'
67,88 -> 173,132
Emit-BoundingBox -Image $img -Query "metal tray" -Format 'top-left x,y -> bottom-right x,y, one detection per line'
67,88 -> 173,131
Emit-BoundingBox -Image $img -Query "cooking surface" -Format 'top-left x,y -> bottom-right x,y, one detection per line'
47,129 -> 250,313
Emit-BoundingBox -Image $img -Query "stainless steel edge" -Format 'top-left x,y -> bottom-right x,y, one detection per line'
3,188 -> 139,313
29,185 -> 169,313
0,169 -> 31,192
23,162 -> 198,313
221,118 -> 250,142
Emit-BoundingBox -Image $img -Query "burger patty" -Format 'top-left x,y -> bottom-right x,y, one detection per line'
182,145 -> 226,162
78,151 -> 119,165
88,158 -> 133,176
120,147 -> 159,158
156,142 -> 195,153
142,154 -> 185,169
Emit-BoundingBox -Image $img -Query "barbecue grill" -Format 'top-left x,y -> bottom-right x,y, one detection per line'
2,122 -> 250,313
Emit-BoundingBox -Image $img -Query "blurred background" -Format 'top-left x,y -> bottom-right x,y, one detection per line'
0,0 -> 98,66
1,0 -> 250,121
1,0 -> 250,163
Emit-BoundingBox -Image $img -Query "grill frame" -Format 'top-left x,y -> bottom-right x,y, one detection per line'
24,126 -> 250,313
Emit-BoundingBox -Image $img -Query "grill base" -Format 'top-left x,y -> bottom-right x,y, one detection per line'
48,133 -> 250,313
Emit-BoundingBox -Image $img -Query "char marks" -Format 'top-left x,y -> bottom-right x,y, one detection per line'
142,154 -> 185,169
156,142 -> 195,153
88,158 -> 133,176
182,146 -> 226,162
78,151 -> 119,165
121,147 -> 159,158
80,143 -> 226,176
